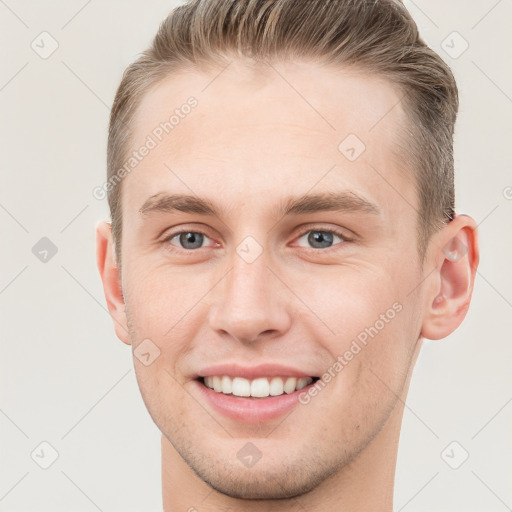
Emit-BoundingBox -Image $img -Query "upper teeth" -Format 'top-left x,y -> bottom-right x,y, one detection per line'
203,376 -> 313,397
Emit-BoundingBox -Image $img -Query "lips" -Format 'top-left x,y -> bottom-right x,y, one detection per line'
198,363 -> 316,380
193,363 -> 319,422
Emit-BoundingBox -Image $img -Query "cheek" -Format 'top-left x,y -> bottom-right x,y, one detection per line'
123,266 -> 193,395
307,267 -> 416,390
301,267 -> 403,339
124,262 -> 205,338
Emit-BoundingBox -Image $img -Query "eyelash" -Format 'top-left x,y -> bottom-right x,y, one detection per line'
161,226 -> 351,252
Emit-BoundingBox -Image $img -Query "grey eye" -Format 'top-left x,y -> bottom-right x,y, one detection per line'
296,230 -> 344,249
173,232 -> 205,249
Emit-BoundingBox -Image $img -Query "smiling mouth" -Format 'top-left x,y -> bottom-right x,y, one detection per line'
200,375 -> 320,398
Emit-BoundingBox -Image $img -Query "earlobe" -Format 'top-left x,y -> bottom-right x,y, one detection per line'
420,214 -> 479,341
95,220 -> 131,345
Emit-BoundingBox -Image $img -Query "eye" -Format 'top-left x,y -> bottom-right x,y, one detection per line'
295,229 -> 346,249
165,231 -> 212,250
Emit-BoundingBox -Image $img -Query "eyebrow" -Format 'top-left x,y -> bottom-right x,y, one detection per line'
138,191 -> 380,219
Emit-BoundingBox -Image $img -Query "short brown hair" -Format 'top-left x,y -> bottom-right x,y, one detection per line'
107,0 -> 458,266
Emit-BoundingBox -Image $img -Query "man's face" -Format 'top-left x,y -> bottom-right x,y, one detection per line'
119,60 -> 426,498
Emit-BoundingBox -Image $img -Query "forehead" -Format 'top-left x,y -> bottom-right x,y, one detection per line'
122,59 -> 415,226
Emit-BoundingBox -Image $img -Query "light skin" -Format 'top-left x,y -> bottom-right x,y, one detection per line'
96,60 -> 479,511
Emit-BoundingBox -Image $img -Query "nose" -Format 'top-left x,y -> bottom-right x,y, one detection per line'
208,252 -> 292,345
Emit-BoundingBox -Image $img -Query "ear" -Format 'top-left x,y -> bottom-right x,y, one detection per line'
420,214 -> 480,340
96,220 -> 131,345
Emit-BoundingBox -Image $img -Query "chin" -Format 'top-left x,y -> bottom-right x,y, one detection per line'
200,470 -> 320,500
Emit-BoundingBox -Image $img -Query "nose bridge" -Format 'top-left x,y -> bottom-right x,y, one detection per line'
208,245 -> 290,343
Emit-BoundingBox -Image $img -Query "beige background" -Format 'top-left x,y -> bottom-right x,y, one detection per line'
1,1 -> 511,510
